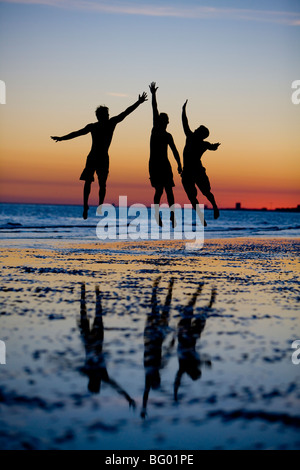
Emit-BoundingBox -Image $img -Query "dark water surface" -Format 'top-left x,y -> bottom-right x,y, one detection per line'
0,238 -> 299,449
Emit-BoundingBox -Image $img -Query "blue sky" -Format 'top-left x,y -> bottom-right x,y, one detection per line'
1,0 -> 299,119
0,0 -> 299,207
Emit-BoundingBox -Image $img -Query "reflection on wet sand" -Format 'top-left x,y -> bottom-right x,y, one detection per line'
77,283 -> 135,407
1,238 -> 299,450
174,283 -> 216,402
141,277 -> 217,417
141,276 -> 175,418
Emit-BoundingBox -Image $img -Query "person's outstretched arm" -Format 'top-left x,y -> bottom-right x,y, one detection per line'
168,135 -> 183,175
182,100 -> 192,137
149,82 -> 159,126
51,124 -> 92,142
107,377 -> 136,409
113,92 -> 147,124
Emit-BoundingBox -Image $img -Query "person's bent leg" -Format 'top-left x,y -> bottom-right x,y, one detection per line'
83,181 -> 91,219
182,178 -> 207,226
154,187 -> 163,226
154,187 -> 163,205
165,186 -> 176,228
191,197 -> 207,227
99,181 -> 106,207
204,191 -> 219,219
196,172 -> 219,220
97,172 -> 108,215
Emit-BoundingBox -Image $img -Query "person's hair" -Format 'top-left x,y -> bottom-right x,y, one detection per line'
95,105 -> 109,120
195,125 -> 209,139
159,112 -> 169,126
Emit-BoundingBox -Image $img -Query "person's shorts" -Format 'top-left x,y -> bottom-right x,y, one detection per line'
149,175 -> 175,189
182,168 -> 211,197
80,157 -> 109,183
149,162 -> 175,189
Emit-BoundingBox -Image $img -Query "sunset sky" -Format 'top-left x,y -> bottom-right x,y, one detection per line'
0,0 -> 299,209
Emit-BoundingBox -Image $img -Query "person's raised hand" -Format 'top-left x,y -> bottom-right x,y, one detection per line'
51,136 -> 61,142
149,82 -> 158,94
138,92 -> 148,103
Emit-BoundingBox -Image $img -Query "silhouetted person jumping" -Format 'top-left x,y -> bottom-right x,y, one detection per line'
51,92 -> 147,219
149,82 -> 182,227
181,100 -> 220,226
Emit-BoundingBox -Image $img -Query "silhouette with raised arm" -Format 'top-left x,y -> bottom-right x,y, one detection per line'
181,100 -> 220,226
174,283 -> 217,402
141,276 -> 175,419
149,82 -> 182,228
77,283 -> 135,408
51,92 -> 147,220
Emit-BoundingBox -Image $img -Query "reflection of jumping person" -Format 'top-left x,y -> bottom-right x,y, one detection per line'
78,283 -> 135,408
149,82 -> 182,227
51,92 -> 147,220
174,284 -> 216,402
181,100 -> 220,226
141,277 -> 175,419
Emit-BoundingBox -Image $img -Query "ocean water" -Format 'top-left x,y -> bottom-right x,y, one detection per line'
0,203 -> 299,243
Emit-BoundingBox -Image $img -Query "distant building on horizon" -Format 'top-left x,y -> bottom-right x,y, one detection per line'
235,202 -> 241,210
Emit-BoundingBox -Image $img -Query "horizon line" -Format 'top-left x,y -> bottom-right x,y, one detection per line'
1,200 -> 299,211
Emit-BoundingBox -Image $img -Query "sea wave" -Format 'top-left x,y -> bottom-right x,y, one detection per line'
1,223 -> 299,232
1,203 -> 299,241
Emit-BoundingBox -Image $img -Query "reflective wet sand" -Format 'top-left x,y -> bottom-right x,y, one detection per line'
0,238 -> 299,449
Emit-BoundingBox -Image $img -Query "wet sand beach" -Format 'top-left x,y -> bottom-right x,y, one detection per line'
0,237 -> 299,450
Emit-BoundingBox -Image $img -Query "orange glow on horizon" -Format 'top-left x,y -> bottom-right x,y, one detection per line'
0,109 -> 299,211
0,177 -> 299,210
1,1 -> 299,215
